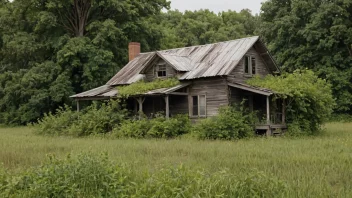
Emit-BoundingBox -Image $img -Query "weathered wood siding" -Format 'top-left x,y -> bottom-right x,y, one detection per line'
145,58 -> 177,82
188,77 -> 229,117
227,47 -> 271,83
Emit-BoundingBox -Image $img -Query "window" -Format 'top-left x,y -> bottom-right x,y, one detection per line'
244,56 -> 256,75
251,57 -> 256,75
192,96 -> 198,116
192,95 -> 206,117
157,64 -> 167,77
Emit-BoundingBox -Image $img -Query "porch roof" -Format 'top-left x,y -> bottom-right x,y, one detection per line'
70,83 -> 190,100
228,82 -> 274,96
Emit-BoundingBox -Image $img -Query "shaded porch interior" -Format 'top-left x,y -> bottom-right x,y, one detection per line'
125,94 -> 189,118
228,83 -> 287,136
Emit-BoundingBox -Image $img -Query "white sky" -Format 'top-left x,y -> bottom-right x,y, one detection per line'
169,0 -> 266,14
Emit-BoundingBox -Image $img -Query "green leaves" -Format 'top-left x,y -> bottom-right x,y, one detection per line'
247,69 -> 335,135
194,106 -> 256,140
0,0 -> 169,125
259,0 -> 352,112
117,78 -> 180,98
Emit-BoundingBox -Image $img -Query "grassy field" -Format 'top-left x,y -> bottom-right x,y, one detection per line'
1,123 -> 352,197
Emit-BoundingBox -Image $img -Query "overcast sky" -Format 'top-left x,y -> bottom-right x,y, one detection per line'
169,0 -> 266,14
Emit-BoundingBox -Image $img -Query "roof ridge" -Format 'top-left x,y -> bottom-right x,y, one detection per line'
139,36 -> 259,54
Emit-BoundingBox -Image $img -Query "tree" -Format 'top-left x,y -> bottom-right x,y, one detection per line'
259,0 -> 352,112
0,0 -> 169,124
152,9 -> 258,49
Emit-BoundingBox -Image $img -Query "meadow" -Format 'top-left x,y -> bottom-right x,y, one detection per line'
0,123 -> 352,197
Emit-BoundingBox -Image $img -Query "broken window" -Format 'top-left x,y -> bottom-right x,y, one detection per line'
244,56 -> 256,75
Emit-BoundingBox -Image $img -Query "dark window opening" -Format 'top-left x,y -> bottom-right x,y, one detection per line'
252,57 -> 256,75
192,96 -> 198,116
157,64 -> 167,77
245,56 -> 250,74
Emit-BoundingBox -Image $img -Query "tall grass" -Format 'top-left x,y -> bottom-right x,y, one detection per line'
0,123 -> 351,197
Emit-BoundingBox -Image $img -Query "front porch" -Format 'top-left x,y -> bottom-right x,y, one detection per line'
228,82 -> 287,136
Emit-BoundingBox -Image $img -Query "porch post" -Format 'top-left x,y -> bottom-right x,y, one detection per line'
266,96 -> 271,136
76,100 -> 80,112
282,98 -> 286,124
165,95 -> 170,119
266,96 -> 270,124
136,97 -> 145,120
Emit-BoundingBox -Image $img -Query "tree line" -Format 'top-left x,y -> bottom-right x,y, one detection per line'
0,0 -> 351,125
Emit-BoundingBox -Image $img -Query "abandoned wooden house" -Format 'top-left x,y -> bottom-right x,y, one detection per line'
71,36 -> 286,135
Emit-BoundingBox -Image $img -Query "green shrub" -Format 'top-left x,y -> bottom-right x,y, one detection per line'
114,119 -> 152,138
35,105 -> 80,136
68,101 -> 127,137
35,100 -> 127,137
193,106 -> 255,140
113,114 -> 191,139
0,154 -> 289,198
0,165 -> 8,195
148,114 -> 191,138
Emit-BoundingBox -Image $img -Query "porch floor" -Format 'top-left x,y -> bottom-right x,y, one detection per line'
255,124 -> 288,136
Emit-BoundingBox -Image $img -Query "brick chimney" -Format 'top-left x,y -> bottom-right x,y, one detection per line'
129,42 -> 140,61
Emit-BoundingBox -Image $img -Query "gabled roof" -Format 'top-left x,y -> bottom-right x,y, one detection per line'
107,36 -> 279,86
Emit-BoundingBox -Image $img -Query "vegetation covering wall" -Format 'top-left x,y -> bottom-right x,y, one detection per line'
247,70 -> 335,135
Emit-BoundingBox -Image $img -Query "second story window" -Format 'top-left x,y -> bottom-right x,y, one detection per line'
157,64 -> 167,77
244,56 -> 256,76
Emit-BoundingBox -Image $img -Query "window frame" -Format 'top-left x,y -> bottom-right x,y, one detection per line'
156,64 -> 167,78
244,55 -> 256,76
190,95 -> 207,118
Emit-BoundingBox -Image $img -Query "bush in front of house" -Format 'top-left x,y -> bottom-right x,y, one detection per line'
34,100 -> 127,136
113,114 -> 191,139
67,101 -> 127,137
35,105 -> 80,136
193,106 -> 256,140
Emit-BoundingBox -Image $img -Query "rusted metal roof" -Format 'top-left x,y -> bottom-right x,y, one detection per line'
107,36 -> 271,86
72,36 -> 279,99
158,53 -> 193,72
70,85 -> 115,99
106,53 -> 155,85
228,82 -> 274,96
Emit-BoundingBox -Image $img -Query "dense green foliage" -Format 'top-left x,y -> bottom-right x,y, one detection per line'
0,153 -> 288,197
259,0 -> 352,112
247,70 -> 335,135
152,9 -> 258,49
194,106 -> 256,140
0,0 -> 169,125
35,100 -> 127,137
118,78 -> 180,98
